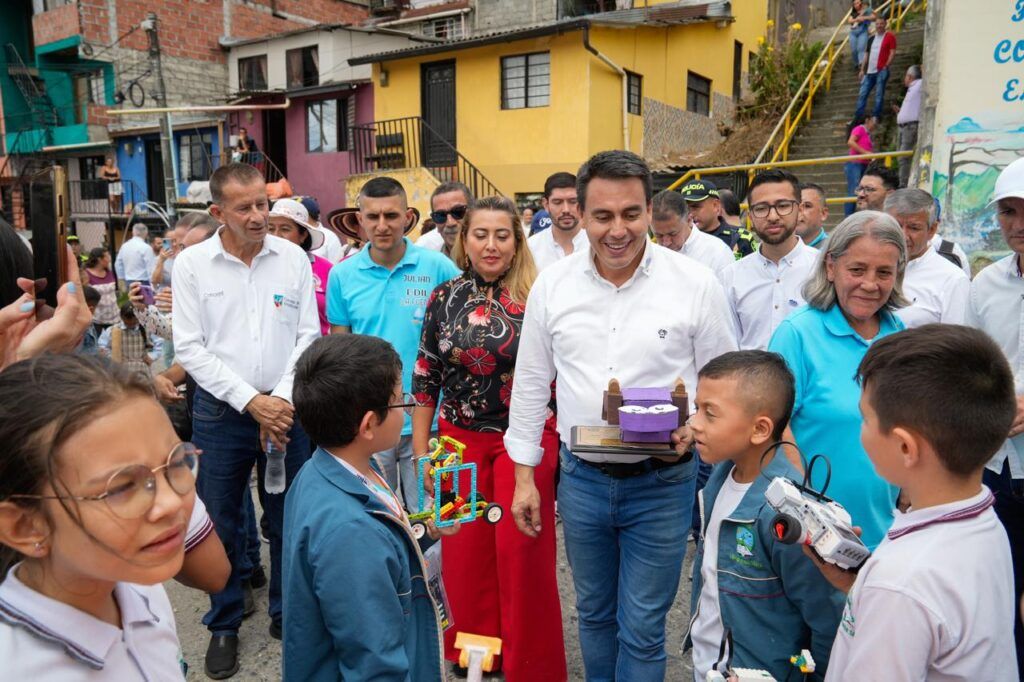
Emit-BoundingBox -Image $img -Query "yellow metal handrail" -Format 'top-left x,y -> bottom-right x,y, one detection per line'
665,150 -> 912,192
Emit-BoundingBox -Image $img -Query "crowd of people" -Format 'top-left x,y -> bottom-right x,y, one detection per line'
0,138 -> 1021,682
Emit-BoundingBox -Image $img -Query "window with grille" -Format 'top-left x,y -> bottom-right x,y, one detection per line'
501,52 -> 550,110
179,133 -> 214,182
286,46 -> 319,89
686,71 -> 711,116
627,71 -> 642,115
425,16 -> 464,40
239,55 -> 268,91
307,98 -> 350,153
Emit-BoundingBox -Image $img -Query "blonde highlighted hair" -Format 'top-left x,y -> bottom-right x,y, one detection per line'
452,196 -> 537,304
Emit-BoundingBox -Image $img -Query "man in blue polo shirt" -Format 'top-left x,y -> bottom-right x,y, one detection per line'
326,176 -> 461,509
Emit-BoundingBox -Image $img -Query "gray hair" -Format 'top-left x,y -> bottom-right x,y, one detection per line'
132,223 -> 148,238
802,210 -> 910,312
906,64 -> 922,80
884,188 -> 936,224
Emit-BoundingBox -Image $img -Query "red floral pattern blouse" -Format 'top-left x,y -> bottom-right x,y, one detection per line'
414,272 -> 535,432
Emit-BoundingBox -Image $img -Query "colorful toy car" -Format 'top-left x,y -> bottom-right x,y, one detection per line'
409,436 -> 504,539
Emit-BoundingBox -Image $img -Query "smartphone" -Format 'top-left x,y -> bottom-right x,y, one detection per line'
162,237 -> 172,252
139,284 -> 156,306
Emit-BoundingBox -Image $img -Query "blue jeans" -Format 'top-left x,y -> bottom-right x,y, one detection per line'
373,434 -> 420,510
854,67 -> 889,121
844,162 -> 866,216
238,486 -> 261,580
557,446 -> 697,681
192,387 -> 311,635
849,28 -> 868,68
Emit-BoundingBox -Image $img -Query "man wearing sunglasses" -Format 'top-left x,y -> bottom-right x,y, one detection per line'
718,169 -> 818,350
528,172 -> 587,272
326,176 -> 461,511
417,181 -> 474,261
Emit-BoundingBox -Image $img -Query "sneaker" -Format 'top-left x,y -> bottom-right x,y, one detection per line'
269,618 -> 282,641
247,565 -> 268,590
204,634 -> 240,679
242,583 -> 255,619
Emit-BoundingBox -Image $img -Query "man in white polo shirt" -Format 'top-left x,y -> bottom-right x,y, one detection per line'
528,171 -> 588,271
719,169 -> 818,351
884,188 -> 968,328
173,162 -> 320,679
506,150 -> 737,680
650,189 -> 733,274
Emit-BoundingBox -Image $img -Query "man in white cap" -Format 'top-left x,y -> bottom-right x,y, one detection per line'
966,156 -> 1024,678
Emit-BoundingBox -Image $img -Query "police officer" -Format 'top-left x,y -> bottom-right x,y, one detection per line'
679,179 -> 754,258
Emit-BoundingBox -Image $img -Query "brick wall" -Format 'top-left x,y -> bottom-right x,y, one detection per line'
642,93 -> 736,163
32,3 -> 81,47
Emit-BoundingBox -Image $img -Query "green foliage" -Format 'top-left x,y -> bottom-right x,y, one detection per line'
749,24 -> 823,119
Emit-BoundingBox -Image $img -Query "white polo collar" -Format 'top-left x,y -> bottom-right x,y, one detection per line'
887,487 -> 994,541
582,237 -> 655,285
756,236 -> 808,267
209,227 -> 279,264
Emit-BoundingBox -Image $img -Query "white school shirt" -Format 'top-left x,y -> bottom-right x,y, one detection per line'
717,238 -> 818,350
967,254 -> 1024,479
172,229 -> 321,413
896,247 -> 969,328
416,229 -> 445,251
527,227 -> 590,272
929,234 -> 971,279
186,495 -> 215,552
680,226 -> 735,275
826,488 -> 1016,681
504,241 -> 738,465
0,565 -> 184,680
690,473 -> 752,676
310,224 -> 344,263
115,236 -> 157,282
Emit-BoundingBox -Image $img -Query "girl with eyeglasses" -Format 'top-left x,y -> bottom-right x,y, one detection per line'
0,354 -> 224,678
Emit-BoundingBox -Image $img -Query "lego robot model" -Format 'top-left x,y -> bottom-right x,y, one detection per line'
765,477 -> 870,571
408,436 -> 504,539
602,378 -> 689,443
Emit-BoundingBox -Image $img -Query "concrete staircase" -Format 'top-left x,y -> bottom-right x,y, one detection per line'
785,13 -> 924,225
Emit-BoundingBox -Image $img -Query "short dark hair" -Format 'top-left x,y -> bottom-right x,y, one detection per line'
576,150 -> 652,211
747,169 -> 800,202
543,172 -> 577,199
293,334 -> 403,448
82,285 -> 101,307
0,219 -> 32,308
698,350 -> 796,441
858,325 -> 1016,477
799,182 -> 827,203
651,190 -> 689,221
718,188 -> 741,217
358,176 -> 407,205
210,163 -> 264,204
431,181 -> 473,207
863,162 -> 899,191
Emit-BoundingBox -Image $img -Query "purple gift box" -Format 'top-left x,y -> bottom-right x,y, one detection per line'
619,404 -> 679,442
622,387 -> 671,409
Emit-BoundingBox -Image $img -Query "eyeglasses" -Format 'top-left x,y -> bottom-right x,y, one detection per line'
430,205 -> 468,224
383,392 -> 417,416
6,442 -> 200,520
749,200 -> 798,219
855,185 -> 880,195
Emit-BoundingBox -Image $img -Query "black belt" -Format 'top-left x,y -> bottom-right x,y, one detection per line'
899,121 -> 918,127
572,450 -> 693,479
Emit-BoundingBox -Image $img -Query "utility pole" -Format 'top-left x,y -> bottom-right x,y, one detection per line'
142,12 -> 178,216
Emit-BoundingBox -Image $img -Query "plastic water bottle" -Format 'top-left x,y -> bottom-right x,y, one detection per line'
264,438 -> 286,494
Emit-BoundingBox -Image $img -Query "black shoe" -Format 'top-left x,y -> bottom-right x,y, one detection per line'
451,663 -> 469,678
269,618 -> 282,640
242,583 -> 255,619
247,565 -> 267,590
204,635 -> 240,679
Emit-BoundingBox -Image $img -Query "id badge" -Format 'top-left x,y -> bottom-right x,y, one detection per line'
423,542 -> 453,631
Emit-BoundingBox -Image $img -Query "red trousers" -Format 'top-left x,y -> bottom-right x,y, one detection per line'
439,418 -> 566,682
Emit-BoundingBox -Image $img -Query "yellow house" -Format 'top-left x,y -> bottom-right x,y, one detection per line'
348,0 -> 766,208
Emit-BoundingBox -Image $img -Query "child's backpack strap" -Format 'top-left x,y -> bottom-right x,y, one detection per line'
111,325 -> 123,363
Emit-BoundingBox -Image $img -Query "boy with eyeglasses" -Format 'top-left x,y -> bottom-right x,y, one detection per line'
718,169 -> 819,350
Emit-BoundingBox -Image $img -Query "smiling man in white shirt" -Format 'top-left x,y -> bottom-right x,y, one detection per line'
173,162 -> 320,679
650,189 -> 734,274
884,188 -> 968,328
506,151 -> 737,681
719,169 -> 818,351
528,172 -> 588,271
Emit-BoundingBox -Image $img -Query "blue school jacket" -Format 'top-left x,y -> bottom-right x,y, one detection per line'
282,448 -> 445,682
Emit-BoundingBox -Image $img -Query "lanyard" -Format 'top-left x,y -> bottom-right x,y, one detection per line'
361,468 -> 406,521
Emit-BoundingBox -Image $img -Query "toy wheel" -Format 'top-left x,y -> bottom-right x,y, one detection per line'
411,521 -> 427,539
770,513 -> 803,544
484,503 -> 503,524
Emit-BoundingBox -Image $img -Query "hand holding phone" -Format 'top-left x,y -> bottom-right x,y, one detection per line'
139,284 -> 155,306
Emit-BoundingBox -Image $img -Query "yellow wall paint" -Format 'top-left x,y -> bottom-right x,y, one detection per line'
370,3 -> 767,198
345,167 -> 440,240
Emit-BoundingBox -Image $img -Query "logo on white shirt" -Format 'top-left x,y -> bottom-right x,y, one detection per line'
658,328 -> 668,339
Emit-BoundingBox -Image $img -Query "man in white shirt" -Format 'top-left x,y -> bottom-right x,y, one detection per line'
173,162 -> 320,679
797,182 -> 830,249
297,197 -> 344,263
506,151 -> 737,680
884,189 -> 968,328
528,172 -> 588,271
894,65 -> 922,188
650,190 -> 733,274
719,170 -> 818,351
114,223 -> 156,287
966,157 -> 1024,675
427,181 -> 474,262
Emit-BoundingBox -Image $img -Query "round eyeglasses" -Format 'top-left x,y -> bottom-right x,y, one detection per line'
7,442 -> 200,520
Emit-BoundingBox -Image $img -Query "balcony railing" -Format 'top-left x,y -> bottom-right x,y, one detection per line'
351,117 -> 501,199
69,179 -> 146,220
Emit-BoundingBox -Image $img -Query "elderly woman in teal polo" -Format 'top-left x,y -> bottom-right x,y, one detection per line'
768,210 -> 909,549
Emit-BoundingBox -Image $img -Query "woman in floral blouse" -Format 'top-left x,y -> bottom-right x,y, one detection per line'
413,196 -> 565,681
